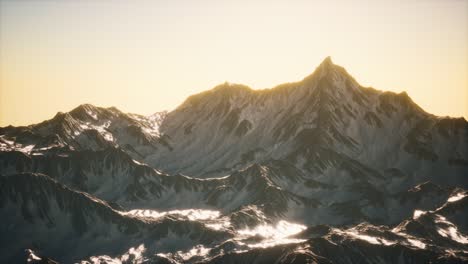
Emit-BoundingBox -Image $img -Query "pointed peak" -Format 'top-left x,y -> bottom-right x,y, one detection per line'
300,56 -> 361,87
315,56 -> 336,73
302,56 -> 343,83
320,56 -> 333,66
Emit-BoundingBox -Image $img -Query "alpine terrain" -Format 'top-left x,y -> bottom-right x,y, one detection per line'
1,57 -> 467,263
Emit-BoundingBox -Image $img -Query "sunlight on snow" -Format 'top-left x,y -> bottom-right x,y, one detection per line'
237,220 -> 307,248
413,209 -> 426,219
406,238 -> 426,249
238,220 -> 306,238
156,245 -> 211,262
336,229 -> 396,246
120,209 -> 311,256
26,249 -> 42,262
435,215 -> 468,244
78,121 -> 114,142
122,209 -> 221,221
391,231 -> 427,250
122,208 -> 234,231
86,244 -> 146,264
447,192 -> 467,203
205,220 -> 232,231
120,244 -> 146,263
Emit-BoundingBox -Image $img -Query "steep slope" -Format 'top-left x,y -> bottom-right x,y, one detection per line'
1,57 -> 467,263
1,58 -> 466,227
1,58 -> 466,192
77,191 -> 468,264
4,147 -> 453,227
0,104 -> 169,157
0,173 -> 231,263
0,150 -> 317,223
144,57 -> 467,191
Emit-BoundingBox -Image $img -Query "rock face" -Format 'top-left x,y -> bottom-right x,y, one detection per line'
1,57 -> 467,263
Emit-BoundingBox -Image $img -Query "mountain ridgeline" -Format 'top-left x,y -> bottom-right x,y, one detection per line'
1,57 -> 467,263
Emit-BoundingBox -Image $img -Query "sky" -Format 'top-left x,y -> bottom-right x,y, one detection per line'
0,0 -> 467,126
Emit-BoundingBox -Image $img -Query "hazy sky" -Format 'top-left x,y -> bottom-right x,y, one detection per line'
1,0 -> 467,126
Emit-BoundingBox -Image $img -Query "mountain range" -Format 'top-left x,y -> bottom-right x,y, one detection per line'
1,57 -> 467,263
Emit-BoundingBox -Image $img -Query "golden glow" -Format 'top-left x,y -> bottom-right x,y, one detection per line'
1,0 -> 467,126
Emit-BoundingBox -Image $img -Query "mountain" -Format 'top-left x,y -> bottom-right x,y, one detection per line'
0,104 -> 170,156
0,173 -> 232,263
146,57 -> 467,184
1,57 -> 467,263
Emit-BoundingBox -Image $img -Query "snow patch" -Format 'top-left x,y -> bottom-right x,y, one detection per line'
18,144 -> 35,154
447,192 -> 466,203
86,109 -> 98,120
413,209 -> 426,219
156,244 -> 211,262
435,215 -> 468,244
337,228 -> 396,246
122,209 -> 221,221
84,244 -> 146,264
406,238 -> 426,249
237,220 -> 307,248
26,249 -> 42,262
